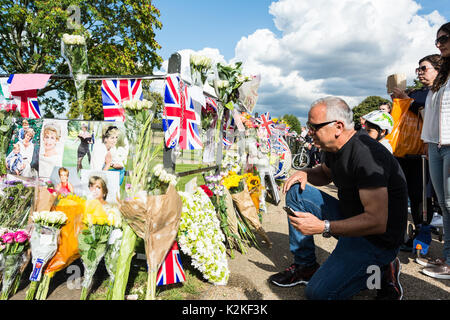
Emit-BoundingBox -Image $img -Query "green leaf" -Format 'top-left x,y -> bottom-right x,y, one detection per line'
88,249 -> 97,262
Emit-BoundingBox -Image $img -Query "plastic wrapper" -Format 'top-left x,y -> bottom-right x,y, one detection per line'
104,228 -> 123,300
29,224 -> 60,282
118,184 -> 182,299
231,184 -> 271,247
78,222 -> 112,300
0,252 -> 26,299
35,198 -> 84,300
385,98 -> 424,157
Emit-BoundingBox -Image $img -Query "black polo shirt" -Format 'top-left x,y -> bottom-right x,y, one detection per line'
324,130 -> 408,249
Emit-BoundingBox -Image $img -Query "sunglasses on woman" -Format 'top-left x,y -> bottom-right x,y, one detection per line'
435,34 -> 449,46
415,65 -> 434,74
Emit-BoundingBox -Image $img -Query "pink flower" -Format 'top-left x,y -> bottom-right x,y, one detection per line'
1,232 -> 15,244
14,230 -> 29,243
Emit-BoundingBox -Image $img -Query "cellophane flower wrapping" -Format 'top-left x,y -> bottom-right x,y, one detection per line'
204,175 -> 245,256
78,199 -> 113,300
0,229 -> 30,300
0,180 -> 34,230
25,210 -> 68,300
35,194 -> 85,300
178,188 -> 229,285
190,54 -> 212,87
103,204 -> 123,300
118,184 -> 182,300
61,33 -> 89,113
0,109 -> 19,175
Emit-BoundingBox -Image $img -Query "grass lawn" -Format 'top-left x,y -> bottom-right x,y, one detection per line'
62,140 -> 91,170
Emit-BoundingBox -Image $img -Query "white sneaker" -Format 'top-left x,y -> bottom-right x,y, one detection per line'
430,213 -> 443,228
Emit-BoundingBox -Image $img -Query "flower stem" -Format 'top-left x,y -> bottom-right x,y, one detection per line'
35,273 -> 51,300
25,281 -> 39,300
111,222 -> 137,300
145,270 -> 157,300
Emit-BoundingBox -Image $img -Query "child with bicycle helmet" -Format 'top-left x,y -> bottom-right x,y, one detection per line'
362,110 -> 394,153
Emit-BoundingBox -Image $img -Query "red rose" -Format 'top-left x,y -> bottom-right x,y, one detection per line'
200,185 -> 213,197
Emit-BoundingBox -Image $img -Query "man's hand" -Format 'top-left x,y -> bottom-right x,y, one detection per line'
283,170 -> 308,193
288,211 -> 325,236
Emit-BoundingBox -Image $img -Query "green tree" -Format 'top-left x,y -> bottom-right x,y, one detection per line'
352,96 -> 391,124
0,0 -> 163,120
281,114 -> 302,134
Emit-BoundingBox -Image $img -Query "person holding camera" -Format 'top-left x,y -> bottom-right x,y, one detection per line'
268,96 -> 408,300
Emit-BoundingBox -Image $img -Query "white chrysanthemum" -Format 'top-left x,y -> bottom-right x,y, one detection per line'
177,189 -> 229,285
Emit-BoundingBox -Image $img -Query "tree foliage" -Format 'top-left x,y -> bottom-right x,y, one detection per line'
351,96 -> 391,124
0,0 -> 163,119
281,114 -> 302,134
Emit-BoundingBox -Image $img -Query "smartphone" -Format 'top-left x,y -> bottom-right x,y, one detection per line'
283,206 -> 296,217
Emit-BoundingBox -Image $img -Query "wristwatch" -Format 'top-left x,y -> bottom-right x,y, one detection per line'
322,220 -> 331,238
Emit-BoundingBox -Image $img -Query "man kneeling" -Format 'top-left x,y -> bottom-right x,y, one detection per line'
269,97 -> 407,300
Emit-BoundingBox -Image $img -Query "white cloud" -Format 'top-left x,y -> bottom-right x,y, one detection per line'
233,0 -> 445,122
157,0 -> 446,125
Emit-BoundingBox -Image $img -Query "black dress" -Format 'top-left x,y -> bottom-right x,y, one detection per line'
77,133 -> 92,160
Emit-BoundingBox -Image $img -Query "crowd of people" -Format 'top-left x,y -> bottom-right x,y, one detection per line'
269,22 -> 450,300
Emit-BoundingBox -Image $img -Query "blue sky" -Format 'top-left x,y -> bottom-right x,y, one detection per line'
154,0 -> 278,61
153,0 -> 449,124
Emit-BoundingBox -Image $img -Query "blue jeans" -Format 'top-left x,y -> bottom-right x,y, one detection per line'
285,184 -> 399,300
428,143 -> 450,265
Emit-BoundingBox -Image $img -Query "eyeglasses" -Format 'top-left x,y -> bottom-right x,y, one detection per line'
306,120 -> 337,132
415,65 -> 434,74
435,34 -> 450,47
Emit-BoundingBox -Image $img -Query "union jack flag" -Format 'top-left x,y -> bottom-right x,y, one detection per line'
256,112 -> 274,136
156,241 -> 186,286
205,96 -> 218,111
223,136 -> 232,147
11,90 -> 40,119
163,75 -> 203,150
101,79 -> 143,121
275,137 -> 290,152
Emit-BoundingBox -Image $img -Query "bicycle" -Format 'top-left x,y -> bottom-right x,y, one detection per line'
291,142 -> 310,170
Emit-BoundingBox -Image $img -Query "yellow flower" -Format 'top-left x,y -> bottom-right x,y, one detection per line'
84,199 -> 109,226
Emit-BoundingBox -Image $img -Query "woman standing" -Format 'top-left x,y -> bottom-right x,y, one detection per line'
77,123 -> 92,172
391,54 -> 441,250
419,22 -> 450,280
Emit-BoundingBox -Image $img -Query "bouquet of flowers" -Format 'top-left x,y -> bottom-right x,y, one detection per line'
223,171 -> 271,248
213,61 -> 252,111
119,184 -> 182,300
0,180 -> 34,230
0,109 -> 20,175
221,150 -> 243,175
78,199 -> 114,300
190,54 -> 213,87
244,172 -> 263,218
61,33 -> 89,114
25,210 -> 68,300
178,188 -> 229,285
201,101 -> 218,132
0,228 -> 31,300
146,164 -> 178,196
112,98 -> 162,300
103,204 -> 123,300
204,174 -> 245,257
35,193 -> 85,300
